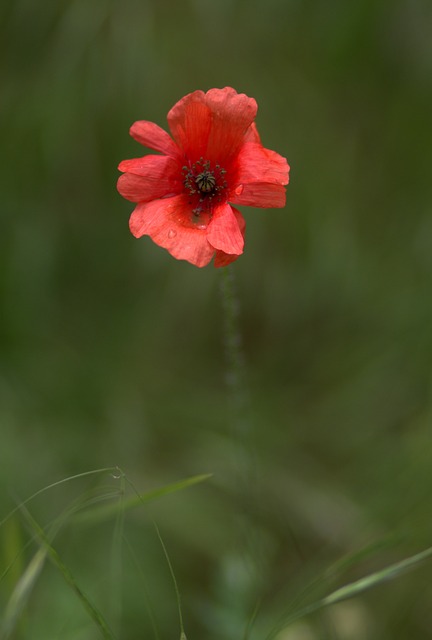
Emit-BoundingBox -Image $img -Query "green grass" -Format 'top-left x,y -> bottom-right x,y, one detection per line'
1,470 -> 211,639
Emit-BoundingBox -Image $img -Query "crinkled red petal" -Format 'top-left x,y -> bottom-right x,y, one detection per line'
204,88 -> 258,163
117,155 -> 181,203
230,183 -> 287,208
207,203 -> 244,255
233,142 -> 289,187
167,91 -> 212,160
214,251 -> 242,268
129,195 -> 216,267
167,87 -> 257,165
214,208 -> 246,267
129,121 -> 180,158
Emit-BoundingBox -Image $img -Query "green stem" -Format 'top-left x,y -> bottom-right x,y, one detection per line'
219,266 -> 249,437
219,266 -> 262,637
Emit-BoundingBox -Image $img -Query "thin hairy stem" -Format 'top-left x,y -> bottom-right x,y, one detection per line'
218,266 -> 263,632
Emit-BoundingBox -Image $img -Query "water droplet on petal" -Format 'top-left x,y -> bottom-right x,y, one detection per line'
234,184 -> 244,195
168,229 -> 177,238
196,224 -> 207,230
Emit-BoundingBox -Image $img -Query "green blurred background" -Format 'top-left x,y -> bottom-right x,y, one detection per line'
1,0 -> 432,638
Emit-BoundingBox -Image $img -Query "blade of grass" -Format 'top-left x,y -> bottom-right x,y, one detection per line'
1,516 -> 25,589
278,535 -> 401,621
0,467 -> 118,531
1,547 -> 47,639
322,545 -> 432,605
108,471 -> 126,637
153,521 -> 186,640
121,472 -> 206,640
73,474 -> 213,526
1,468 -> 210,639
266,545 -> 432,639
0,486 -> 120,588
243,598 -> 261,640
123,535 -> 161,640
18,504 -> 116,640
0,482 -> 128,640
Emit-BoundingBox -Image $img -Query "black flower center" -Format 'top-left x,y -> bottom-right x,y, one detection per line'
182,158 -> 227,201
195,170 -> 216,193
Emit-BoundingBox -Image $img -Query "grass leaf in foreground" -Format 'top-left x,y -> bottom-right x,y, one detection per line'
18,504 -> 117,640
1,547 -> 47,639
266,545 -> 432,639
322,545 -> 432,605
73,473 -> 213,526
0,468 -> 118,532
0,469 -> 212,638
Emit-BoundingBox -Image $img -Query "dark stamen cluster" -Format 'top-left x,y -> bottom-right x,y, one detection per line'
182,158 -> 227,209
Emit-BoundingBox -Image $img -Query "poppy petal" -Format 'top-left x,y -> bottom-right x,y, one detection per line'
214,208 -> 246,267
129,121 -> 180,157
118,154 -> 178,176
243,122 -> 261,143
207,203 -> 244,255
168,87 -> 257,165
230,182 -> 287,208
129,196 -> 215,268
205,88 -> 258,163
234,142 -> 289,186
167,91 -> 212,160
213,251 -> 241,268
117,156 -> 181,202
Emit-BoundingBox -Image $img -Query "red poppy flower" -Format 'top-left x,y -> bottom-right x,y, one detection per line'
117,87 -> 289,268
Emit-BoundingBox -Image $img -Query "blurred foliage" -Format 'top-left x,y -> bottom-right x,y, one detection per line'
1,0 -> 432,638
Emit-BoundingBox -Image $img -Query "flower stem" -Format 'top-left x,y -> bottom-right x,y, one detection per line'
219,266 -> 250,441
219,266 -> 262,618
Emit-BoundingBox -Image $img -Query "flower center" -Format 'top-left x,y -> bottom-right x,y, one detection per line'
195,170 -> 216,193
182,158 -> 227,201
182,159 -> 228,227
